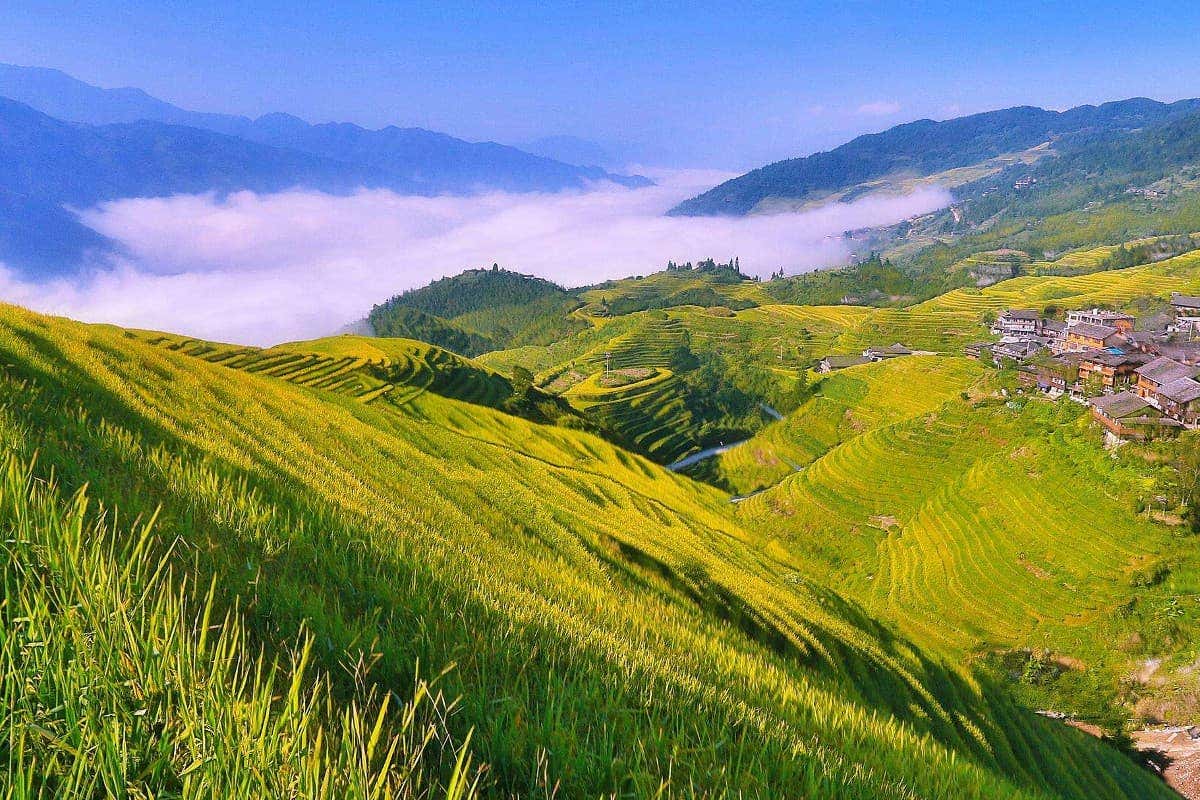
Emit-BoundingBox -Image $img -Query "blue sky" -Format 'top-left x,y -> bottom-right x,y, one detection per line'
4,1 -> 1200,168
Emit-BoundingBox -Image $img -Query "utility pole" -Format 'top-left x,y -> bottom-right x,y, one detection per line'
605,350 -> 612,375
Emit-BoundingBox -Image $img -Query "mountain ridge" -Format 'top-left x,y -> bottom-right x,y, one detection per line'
670,97 -> 1200,216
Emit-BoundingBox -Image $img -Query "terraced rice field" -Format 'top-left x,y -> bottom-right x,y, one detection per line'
136,334 -> 390,399
565,367 -> 698,461
913,251 -> 1200,318
715,356 -> 987,493
663,304 -> 860,368
950,249 -> 1031,283
578,271 -> 774,308
581,315 -> 689,371
1026,235 -> 1198,277
138,332 -> 512,409
740,400 -> 1171,657
833,309 -> 988,353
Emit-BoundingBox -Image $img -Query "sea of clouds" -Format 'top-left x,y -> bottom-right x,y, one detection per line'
0,171 -> 950,345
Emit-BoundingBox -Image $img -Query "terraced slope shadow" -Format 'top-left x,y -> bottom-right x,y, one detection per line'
135,331 -> 516,408
0,304 -> 1173,799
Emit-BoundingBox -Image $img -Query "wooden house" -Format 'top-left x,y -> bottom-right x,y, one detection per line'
1134,357 -> 1200,405
1064,323 -> 1121,352
1089,392 -> 1178,441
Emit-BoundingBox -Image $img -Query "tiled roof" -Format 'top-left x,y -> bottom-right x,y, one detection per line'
1090,391 -> 1151,419
1157,377 -> 1200,404
1068,322 -> 1118,340
1136,356 -> 1200,385
1172,292 -> 1200,310
1002,309 -> 1040,320
1079,349 -> 1149,368
823,354 -> 869,369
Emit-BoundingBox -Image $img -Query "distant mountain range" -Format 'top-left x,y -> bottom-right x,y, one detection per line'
669,98 -> 1200,216
0,63 -> 651,277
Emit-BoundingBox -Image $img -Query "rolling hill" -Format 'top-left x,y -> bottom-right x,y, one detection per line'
0,299 -> 1177,799
669,97 -> 1200,217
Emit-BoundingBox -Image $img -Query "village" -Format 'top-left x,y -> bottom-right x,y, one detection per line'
820,292 -> 1200,444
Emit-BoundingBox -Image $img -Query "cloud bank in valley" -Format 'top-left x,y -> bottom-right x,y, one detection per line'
0,173 -> 950,345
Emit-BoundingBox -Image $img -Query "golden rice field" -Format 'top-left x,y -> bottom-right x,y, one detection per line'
716,356 -> 988,494
565,367 -> 699,461
0,301 -> 1171,799
738,399 -> 1176,662
913,250 -> 1200,317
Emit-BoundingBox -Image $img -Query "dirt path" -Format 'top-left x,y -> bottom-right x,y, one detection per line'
1134,727 -> 1200,799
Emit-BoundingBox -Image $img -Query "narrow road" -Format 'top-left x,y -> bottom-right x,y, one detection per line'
668,404 -> 787,472
667,440 -> 748,471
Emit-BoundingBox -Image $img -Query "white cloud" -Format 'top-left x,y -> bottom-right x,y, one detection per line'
0,174 -> 950,346
856,101 -> 902,116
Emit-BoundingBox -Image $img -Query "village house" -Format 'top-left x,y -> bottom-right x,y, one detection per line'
1089,391 -> 1178,442
1066,308 -> 1135,333
992,338 -> 1042,363
1155,377 -> 1200,426
862,343 -> 913,361
1039,319 -> 1067,349
819,354 -> 869,373
964,342 -> 994,360
1134,357 -> 1200,406
1032,354 -> 1080,396
1063,322 -> 1123,352
1171,293 -> 1200,334
1076,350 -> 1152,392
993,309 -> 1041,337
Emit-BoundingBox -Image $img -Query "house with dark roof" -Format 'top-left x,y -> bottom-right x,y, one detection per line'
1156,377 -> 1200,425
993,309 -> 1041,337
1077,349 -> 1152,392
1064,322 -> 1122,352
862,343 -> 913,361
1039,319 -> 1067,349
964,342 -> 994,360
1134,357 -> 1200,405
819,354 -> 869,373
1171,292 -> 1200,333
1089,391 -> 1178,441
993,338 -> 1042,362
1031,353 -> 1080,396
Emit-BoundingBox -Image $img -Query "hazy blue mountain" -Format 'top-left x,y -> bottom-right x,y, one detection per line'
670,98 -> 1200,216
0,63 -> 651,194
0,64 -> 653,277
0,97 -> 396,276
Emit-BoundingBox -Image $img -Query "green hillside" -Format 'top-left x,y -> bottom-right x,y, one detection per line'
736,399 -> 1189,666
0,303 -> 1173,799
564,368 -> 699,462
370,267 -> 586,349
715,356 -> 989,493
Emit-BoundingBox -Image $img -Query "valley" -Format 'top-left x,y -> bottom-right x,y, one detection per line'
9,231 -> 1200,797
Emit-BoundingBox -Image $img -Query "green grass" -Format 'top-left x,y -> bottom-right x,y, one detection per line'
0,455 -> 478,799
0,303 -> 1172,799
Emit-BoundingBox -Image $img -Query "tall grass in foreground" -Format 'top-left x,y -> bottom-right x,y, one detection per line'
0,456 -> 478,800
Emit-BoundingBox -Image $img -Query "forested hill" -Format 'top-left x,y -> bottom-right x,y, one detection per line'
669,97 -> 1200,216
381,266 -> 575,318
368,267 -> 587,352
